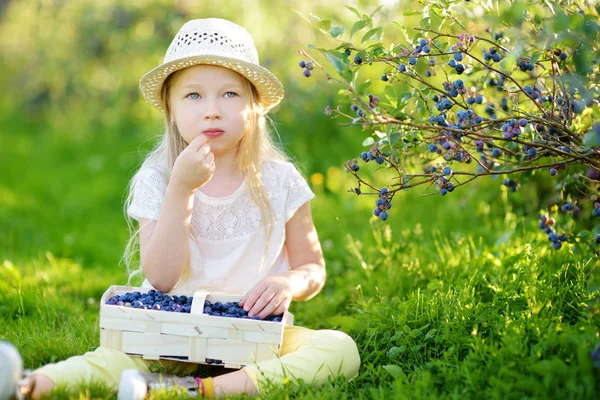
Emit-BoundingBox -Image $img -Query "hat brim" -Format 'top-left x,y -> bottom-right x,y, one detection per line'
139,55 -> 285,112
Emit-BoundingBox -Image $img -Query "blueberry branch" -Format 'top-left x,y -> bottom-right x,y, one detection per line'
414,28 -> 510,54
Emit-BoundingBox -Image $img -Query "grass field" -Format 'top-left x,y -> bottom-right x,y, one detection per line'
1,116 -> 599,399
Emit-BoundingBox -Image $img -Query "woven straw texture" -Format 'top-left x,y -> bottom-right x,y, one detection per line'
139,18 -> 284,112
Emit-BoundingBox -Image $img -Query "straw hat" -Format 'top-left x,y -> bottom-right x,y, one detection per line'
139,18 -> 285,112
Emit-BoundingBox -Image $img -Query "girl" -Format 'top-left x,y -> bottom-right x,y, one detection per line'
0,18 -> 360,400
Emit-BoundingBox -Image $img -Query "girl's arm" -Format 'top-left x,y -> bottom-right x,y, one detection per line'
138,135 -> 214,293
282,201 -> 326,301
137,183 -> 196,293
240,201 -> 326,318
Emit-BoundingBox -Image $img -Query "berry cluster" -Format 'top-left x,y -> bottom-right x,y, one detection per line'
523,85 -> 542,100
436,176 -> 455,196
298,60 -> 314,78
373,187 -> 392,220
445,33 -> 474,74
105,291 -> 283,322
555,49 -> 569,61
594,201 -> 600,217
424,58 -> 437,77
501,118 -> 527,139
367,94 -> 380,109
466,93 -> 484,105
503,178 -> 520,192
517,58 -> 535,72
483,47 -> 503,63
360,142 -> 386,164
443,79 -> 467,99
522,144 -> 537,159
203,300 -> 283,322
448,55 -> 465,74
538,215 -> 568,249
413,38 -> 431,54
549,163 -> 567,176
351,103 -> 365,117
433,93 -> 454,111
484,103 -> 498,119
106,290 -> 192,312
560,202 -> 580,214
345,157 -> 360,172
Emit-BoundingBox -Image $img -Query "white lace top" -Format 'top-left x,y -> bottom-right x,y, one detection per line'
127,159 -> 315,294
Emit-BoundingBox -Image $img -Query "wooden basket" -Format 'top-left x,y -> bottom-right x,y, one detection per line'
99,285 -> 292,369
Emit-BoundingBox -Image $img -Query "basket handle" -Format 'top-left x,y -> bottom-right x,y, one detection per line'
190,291 -> 210,315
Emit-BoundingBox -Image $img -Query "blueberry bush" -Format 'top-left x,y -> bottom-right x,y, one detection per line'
299,1 -> 600,254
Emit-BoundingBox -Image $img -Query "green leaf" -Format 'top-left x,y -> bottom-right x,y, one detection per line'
420,17 -> 431,30
402,10 -> 422,16
324,50 -> 353,82
345,5 -> 361,19
583,128 -> 600,149
370,5 -> 384,18
356,80 -> 372,94
386,346 -> 406,359
501,3 -> 528,26
430,4 -> 442,18
350,20 -> 369,39
306,44 -> 326,51
399,92 -> 412,103
362,137 -> 375,146
324,50 -> 346,73
335,42 -> 354,51
292,9 -> 311,24
389,131 -> 401,145
361,27 -> 383,45
383,365 -> 406,380
329,25 -> 345,38
385,85 -> 398,108
311,15 -> 331,32
503,53 -> 517,72
578,230 -> 591,240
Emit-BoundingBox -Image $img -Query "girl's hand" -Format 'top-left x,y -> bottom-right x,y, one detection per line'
171,135 -> 215,192
239,275 -> 293,319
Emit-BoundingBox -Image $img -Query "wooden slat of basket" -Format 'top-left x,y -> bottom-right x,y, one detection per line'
205,339 -> 258,364
160,322 -> 229,339
100,328 -> 123,349
188,337 -> 208,363
121,332 -> 187,359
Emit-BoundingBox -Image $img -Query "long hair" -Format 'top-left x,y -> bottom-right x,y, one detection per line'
121,67 -> 290,288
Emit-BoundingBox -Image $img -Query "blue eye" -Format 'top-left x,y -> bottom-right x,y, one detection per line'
187,93 -> 200,99
224,92 -> 238,98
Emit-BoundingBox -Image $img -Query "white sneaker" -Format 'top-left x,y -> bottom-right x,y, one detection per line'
0,342 -> 23,400
118,369 -> 200,400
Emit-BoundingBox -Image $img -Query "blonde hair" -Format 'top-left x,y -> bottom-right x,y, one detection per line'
121,67 -> 290,288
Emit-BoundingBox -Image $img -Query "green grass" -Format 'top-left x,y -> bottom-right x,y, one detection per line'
1,120 -> 599,400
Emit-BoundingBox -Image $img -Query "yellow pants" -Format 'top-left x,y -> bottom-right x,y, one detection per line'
34,325 -> 361,394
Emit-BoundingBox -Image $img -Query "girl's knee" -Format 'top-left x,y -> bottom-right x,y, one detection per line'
317,330 -> 361,378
